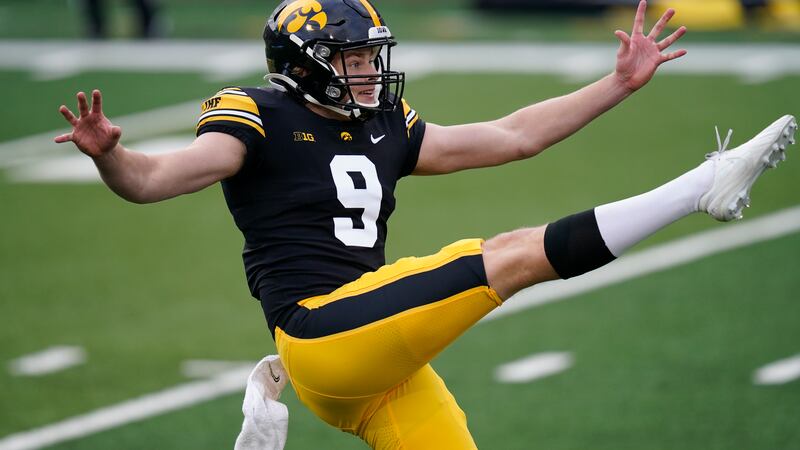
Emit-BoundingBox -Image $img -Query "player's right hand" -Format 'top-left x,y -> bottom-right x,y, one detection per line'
55,90 -> 122,158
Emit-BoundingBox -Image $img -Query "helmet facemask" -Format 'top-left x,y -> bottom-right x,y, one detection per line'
315,40 -> 405,118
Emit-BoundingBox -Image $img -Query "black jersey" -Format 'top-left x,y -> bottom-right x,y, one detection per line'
196,87 -> 426,332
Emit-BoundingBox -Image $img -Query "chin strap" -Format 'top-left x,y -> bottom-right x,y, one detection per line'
264,73 -> 363,120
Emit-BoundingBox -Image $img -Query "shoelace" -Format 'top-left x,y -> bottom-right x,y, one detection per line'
706,126 -> 733,159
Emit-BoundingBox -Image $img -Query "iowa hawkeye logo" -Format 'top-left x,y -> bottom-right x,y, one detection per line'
277,0 -> 328,33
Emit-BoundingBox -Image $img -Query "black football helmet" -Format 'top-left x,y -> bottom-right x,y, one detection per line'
263,0 -> 405,121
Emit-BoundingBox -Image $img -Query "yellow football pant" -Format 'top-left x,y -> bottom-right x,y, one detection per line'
275,239 -> 503,449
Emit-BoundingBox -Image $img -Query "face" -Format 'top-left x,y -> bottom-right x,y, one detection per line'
330,46 -> 381,106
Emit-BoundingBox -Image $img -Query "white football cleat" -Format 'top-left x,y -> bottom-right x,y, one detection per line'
698,115 -> 797,221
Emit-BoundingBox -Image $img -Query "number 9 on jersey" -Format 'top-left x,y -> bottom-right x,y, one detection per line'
329,155 -> 383,248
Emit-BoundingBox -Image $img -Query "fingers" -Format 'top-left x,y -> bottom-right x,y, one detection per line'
658,26 -> 687,51
111,126 -> 122,141
77,91 -> 90,117
661,49 -> 688,63
54,133 -> 73,144
633,0 -> 647,36
59,105 -> 78,126
648,8 -> 674,40
91,89 -> 103,114
615,30 -> 631,46
615,30 -> 631,55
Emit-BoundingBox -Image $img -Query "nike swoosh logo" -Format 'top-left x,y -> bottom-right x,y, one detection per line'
267,361 -> 280,383
370,134 -> 386,144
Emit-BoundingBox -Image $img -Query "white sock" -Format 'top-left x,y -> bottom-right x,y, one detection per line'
595,160 -> 714,257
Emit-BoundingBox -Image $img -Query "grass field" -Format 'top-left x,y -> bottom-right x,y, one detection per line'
1,63 -> 799,449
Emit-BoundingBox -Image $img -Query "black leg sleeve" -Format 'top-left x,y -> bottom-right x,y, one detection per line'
543,209 -> 616,279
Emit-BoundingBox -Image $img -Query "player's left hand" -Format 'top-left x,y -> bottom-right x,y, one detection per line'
614,0 -> 686,92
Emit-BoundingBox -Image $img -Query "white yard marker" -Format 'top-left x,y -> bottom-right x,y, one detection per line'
8,346 -> 87,377
753,354 -> 800,386
495,352 -> 574,384
0,362 -> 256,450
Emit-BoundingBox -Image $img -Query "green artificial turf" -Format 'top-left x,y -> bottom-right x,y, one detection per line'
1,69 -> 798,448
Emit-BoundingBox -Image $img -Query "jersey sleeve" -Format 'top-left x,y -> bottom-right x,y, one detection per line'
399,98 -> 426,177
196,87 -> 265,152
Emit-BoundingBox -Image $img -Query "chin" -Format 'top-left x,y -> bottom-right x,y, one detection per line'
356,96 -> 379,108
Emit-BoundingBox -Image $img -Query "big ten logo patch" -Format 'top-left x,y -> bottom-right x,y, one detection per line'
277,0 -> 328,33
202,97 -> 221,112
293,132 -> 316,142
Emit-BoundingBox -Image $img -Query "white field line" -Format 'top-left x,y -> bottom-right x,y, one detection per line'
494,352 -> 574,384
7,135 -> 196,183
1,206 -> 798,449
0,101 -> 198,169
2,41 -> 800,82
753,354 -> 800,385
0,365 -> 255,450
484,205 -> 800,323
7,346 -> 87,377
3,42 -> 799,169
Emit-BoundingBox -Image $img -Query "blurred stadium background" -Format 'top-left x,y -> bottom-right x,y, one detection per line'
1,0 -> 799,449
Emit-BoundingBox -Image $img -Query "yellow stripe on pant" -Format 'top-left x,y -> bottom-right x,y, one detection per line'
275,239 -> 502,449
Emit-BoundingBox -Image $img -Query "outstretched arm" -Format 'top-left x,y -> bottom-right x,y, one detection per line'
55,90 -> 246,203
414,0 -> 686,175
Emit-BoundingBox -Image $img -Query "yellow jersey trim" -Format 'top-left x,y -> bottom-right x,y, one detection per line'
202,91 -> 260,116
401,98 -> 419,137
401,98 -> 411,117
197,115 -> 266,137
406,114 -> 420,133
197,89 -> 265,137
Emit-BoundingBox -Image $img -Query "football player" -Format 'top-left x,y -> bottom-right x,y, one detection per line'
55,0 -> 796,448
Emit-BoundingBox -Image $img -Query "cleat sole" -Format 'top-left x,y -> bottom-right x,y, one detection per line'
764,118 -> 796,171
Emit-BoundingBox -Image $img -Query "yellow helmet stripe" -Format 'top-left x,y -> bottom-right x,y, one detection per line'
357,0 -> 382,28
